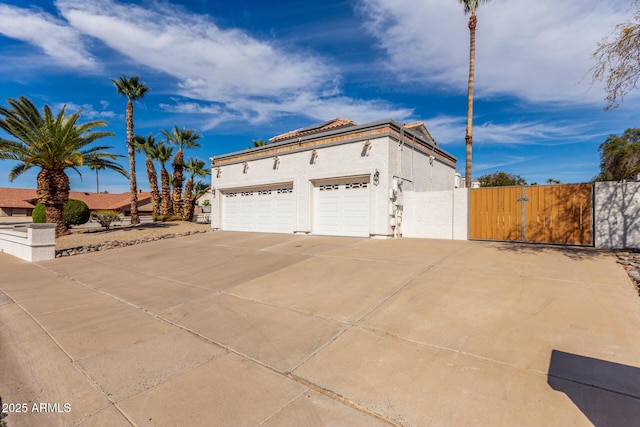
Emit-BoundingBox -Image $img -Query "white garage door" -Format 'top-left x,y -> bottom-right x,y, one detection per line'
313,179 -> 370,237
222,185 -> 294,233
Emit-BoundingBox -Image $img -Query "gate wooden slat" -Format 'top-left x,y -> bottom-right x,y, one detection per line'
470,183 -> 592,245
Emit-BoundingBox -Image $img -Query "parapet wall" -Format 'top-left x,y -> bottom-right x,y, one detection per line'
0,224 -> 56,262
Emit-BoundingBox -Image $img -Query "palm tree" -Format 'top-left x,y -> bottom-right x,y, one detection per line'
153,141 -> 174,216
0,96 -> 117,236
248,138 -> 268,148
182,158 -> 209,221
134,133 -> 161,217
111,74 -> 149,225
86,155 -> 128,193
459,0 -> 490,188
161,125 -> 201,215
193,181 -> 209,201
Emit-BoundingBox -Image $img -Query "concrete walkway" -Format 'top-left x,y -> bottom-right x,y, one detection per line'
1,232 -> 639,426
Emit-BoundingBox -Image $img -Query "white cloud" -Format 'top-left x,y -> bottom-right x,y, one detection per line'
425,114 -> 595,146
53,102 -> 116,120
474,155 -> 530,173
53,0 -> 411,125
0,4 -> 95,68
358,0 -> 634,104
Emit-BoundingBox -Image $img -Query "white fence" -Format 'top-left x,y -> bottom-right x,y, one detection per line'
0,224 -> 56,262
594,181 -> 640,249
402,189 -> 469,240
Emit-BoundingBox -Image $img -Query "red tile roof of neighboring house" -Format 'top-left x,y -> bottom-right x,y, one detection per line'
0,188 -> 151,211
0,188 -> 38,209
269,117 -> 357,142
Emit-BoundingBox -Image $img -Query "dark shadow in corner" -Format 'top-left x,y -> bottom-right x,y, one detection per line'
493,242 -> 610,261
548,350 -> 640,427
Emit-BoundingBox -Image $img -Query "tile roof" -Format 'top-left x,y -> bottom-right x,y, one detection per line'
0,187 -> 151,210
269,117 -> 357,142
403,121 -> 437,145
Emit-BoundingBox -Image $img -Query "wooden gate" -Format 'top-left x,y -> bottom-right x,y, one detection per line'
470,184 -> 592,245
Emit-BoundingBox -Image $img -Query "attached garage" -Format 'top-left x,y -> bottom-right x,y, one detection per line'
222,184 -> 294,233
210,118 -> 458,238
313,178 -> 371,237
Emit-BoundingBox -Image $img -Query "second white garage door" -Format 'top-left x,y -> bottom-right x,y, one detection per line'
222,185 -> 294,233
313,179 -> 370,237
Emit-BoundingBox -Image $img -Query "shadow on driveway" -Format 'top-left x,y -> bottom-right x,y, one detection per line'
548,350 -> 640,427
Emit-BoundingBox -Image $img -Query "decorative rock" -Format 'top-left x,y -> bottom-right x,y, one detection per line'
614,249 -> 640,297
55,229 -> 212,258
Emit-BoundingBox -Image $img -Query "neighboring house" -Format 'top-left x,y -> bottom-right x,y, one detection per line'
210,118 -> 457,238
0,188 -> 153,217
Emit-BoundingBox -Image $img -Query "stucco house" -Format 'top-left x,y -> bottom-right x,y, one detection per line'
210,118 -> 459,238
0,188 -> 153,218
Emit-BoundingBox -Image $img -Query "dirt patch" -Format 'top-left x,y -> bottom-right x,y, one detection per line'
56,221 -> 211,251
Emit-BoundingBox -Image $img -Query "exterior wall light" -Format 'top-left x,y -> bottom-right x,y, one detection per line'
373,169 -> 380,186
363,140 -> 372,157
273,156 -> 280,170
243,162 -> 249,174
215,167 -> 221,178
310,150 -> 318,164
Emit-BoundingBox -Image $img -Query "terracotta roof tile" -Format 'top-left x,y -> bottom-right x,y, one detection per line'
270,118 -> 357,142
0,187 -> 151,211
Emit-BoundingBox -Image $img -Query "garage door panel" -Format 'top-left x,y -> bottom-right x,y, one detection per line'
222,186 -> 294,234
314,180 -> 370,238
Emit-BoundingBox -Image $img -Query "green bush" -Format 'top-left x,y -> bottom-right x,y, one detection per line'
153,215 -> 182,222
32,203 -> 46,223
64,199 -> 90,227
32,199 -> 90,227
91,210 -> 121,230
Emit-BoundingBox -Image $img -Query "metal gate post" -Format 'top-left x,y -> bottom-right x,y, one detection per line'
517,185 -> 529,242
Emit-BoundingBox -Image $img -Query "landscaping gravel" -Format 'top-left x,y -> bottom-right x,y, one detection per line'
615,250 -> 640,296
55,221 -> 211,255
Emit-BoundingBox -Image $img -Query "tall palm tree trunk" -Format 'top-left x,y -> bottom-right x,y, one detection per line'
160,168 -> 172,216
126,98 -> 139,224
37,168 -> 70,236
146,158 -> 161,217
182,178 -> 194,221
465,13 -> 477,189
172,150 -> 184,215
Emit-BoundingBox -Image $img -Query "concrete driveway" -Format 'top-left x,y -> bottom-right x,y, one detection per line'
1,232 -> 639,426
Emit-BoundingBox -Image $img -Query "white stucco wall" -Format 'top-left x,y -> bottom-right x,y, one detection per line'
402,189 -> 468,240
211,136 -> 395,236
0,223 -> 56,262
594,181 -> 640,249
390,141 -> 456,193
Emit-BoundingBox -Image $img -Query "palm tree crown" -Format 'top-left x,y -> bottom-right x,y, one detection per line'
0,96 -> 118,235
86,153 -> 128,193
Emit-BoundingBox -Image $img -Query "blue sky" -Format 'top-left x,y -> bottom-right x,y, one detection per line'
0,0 -> 637,192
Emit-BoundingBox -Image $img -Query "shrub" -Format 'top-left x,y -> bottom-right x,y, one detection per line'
32,203 -> 46,223
32,199 -> 90,227
64,199 -> 90,227
91,210 -> 121,230
153,215 -> 182,222
0,394 -> 7,427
